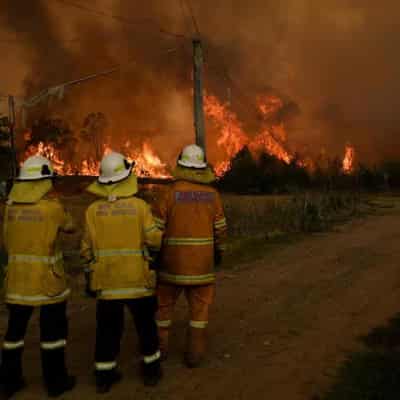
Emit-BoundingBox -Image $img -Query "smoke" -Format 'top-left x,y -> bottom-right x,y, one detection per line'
1,0 -> 399,164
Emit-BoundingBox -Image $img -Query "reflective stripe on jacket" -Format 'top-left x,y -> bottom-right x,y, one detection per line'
153,180 -> 227,285
3,199 -> 72,306
80,197 -> 162,300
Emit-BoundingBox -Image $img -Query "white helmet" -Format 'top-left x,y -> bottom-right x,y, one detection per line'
177,144 -> 207,169
18,155 -> 55,181
98,151 -> 133,184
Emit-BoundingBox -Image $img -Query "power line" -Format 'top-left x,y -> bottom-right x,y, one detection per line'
204,59 -> 262,123
52,0 -> 191,40
179,0 -> 192,38
22,46 -> 180,106
183,0 -> 201,38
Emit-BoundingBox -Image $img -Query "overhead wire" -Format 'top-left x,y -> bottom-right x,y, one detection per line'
183,0 -> 201,38
51,0 -> 191,40
204,62 -> 262,123
21,45 -> 181,106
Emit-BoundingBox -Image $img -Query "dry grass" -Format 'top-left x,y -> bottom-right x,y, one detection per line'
0,187 -> 365,277
223,192 -> 363,237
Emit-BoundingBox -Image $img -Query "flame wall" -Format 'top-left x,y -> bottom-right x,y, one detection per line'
1,0 -> 400,166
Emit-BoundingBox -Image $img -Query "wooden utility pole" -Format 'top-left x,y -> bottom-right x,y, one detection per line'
193,39 -> 206,158
8,95 -> 17,180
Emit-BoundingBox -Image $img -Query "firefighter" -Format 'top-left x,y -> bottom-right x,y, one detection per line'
0,155 -> 76,398
153,144 -> 227,368
81,151 -> 163,393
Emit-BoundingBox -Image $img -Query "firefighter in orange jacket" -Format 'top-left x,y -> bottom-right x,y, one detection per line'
0,156 -> 76,398
153,144 -> 227,368
81,152 -> 163,393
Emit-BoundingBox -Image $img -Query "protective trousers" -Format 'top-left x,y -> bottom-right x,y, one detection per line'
0,302 -> 69,388
94,297 -> 160,381
156,283 -> 215,362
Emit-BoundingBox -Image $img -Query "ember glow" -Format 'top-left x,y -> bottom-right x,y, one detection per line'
24,140 -> 171,178
204,94 -> 249,176
23,92 -> 356,179
127,142 -> 170,178
342,144 -> 356,174
204,93 -> 293,175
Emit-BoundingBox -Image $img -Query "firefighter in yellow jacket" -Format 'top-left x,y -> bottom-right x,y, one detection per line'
81,152 -> 163,393
153,144 -> 227,368
0,155 -> 76,399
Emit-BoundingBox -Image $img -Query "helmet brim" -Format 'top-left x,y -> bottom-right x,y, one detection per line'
98,165 -> 133,184
177,159 -> 207,169
16,174 -> 54,182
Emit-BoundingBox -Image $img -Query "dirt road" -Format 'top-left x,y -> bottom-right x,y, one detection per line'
2,205 -> 400,399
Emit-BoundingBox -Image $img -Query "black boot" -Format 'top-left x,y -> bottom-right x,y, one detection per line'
0,348 -> 26,399
47,375 -> 76,398
141,360 -> 162,387
41,348 -> 76,397
1,378 -> 26,400
96,369 -> 122,394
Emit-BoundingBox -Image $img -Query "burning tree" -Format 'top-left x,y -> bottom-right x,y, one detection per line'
80,112 -> 108,161
25,117 -> 77,173
342,144 -> 356,174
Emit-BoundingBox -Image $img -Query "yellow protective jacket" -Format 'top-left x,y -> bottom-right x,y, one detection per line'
153,180 -> 227,286
3,196 -> 74,306
81,196 -> 162,300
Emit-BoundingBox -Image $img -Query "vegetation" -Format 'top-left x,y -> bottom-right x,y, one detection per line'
318,314 -> 400,400
217,146 -> 396,194
223,192 -> 362,237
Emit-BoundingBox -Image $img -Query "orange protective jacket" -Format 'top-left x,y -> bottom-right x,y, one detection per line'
153,180 -> 227,285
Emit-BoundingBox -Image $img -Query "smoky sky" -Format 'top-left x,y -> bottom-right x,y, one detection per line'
1,0 -> 400,164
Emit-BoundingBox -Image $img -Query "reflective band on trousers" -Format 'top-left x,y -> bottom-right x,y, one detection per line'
164,237 -> 214,246
8,253 -> 63,264
6,289 -> 71,303
156,320 -> 172,328
96,249 -> 144,257
159,272 -> 215,284
190,320 -> 208,329
3,340 -> 24,350
100,288 -> 154,297
95,361 -> 117,371
41,339 -> 66,350
143,351 -> 161,364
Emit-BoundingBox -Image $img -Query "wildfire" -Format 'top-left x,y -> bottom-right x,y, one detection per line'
204,94 -> 249,176
129,142 -> 170,179
257,94 -> 284,120
204,93 -> 293,175
22,92 -> 358,180
342,144 -> 356,174
25,142 -> 70,175
24,140 -> 171,178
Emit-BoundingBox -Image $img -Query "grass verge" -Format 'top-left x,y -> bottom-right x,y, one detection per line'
317,314 -> 400,400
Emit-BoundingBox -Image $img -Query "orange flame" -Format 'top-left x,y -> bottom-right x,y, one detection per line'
24,140 -> 171,178
204,93 -> 293,176
342,144 -> 355,174
23,92 -> 355,179
129,142 -> 170,178
257,94 -> 284,119
204,94 -> 249,176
